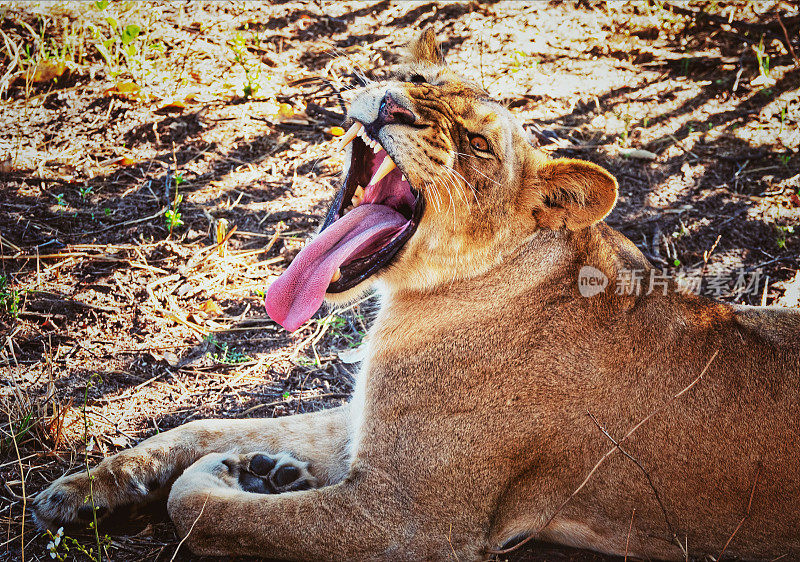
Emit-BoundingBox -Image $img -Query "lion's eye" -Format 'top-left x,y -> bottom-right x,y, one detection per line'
409,74 -> 426,84
469,134 -> 490,152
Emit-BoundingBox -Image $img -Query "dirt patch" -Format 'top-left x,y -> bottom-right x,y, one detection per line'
1,1 -> 798,561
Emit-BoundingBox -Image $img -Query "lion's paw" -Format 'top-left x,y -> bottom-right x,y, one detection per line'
223,452 -> 318,494
32,469 -> 129,529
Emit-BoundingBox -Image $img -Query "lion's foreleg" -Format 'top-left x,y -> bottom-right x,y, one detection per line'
33,406 -> 351,528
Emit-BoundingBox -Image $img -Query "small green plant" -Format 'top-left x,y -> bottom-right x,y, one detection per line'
174,172 -> 186,186
205,335 -> 252,364
73,374 -> 112,561
45,525 -> 112,562
282,391 -> 291,400
614,105 -> 634,146
1,410 -> 35,451
103,207 -> 112,216
754,36 -> 770,80
779,154 -> 791,167
327,314 -> 366,348
255,288 -> 265,298
673,258 -> 681,267
672,220 -> 689,239
229,31 -> 260,99
510,50 -> 537,74
78,185 -> 93,200
680,57 -> 690,76
776,225 -> 794,249
51,193 -> 66,207
164,193 -> 183,234
0,275 -> 23,318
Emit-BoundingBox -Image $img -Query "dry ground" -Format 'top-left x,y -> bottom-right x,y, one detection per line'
1,1 -> 799,561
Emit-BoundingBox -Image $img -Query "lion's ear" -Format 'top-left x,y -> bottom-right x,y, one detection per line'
529,159 -> 618,230
405,28 -> 444,65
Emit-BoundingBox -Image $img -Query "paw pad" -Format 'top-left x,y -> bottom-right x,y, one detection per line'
234,452 -> 317,494
273,465 -> 300,488
250,453 -> 276,476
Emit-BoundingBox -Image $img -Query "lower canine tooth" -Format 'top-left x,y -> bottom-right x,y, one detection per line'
369,156 -> 397,185
401,174 -> 406,182
354,185 -> 365,198
373,144 -> 382,154
352,195 -> 362,206
331,268 -> 341,283
336,122 -> 362,151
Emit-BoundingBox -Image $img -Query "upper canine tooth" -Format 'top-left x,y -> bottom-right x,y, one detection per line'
336,122 -> 362,151
369,156 -> 397,185
331,268 -> 341,283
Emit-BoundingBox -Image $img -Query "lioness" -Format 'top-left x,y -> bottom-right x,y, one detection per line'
34,29 -> 800,561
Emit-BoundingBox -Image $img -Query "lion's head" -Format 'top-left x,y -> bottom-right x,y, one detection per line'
267,29 -> 618,331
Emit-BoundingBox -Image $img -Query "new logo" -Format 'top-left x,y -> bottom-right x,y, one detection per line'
578,266 -> 608,297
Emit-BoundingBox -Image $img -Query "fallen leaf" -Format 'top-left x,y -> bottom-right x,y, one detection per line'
339,344 -> 367,364
31,61 -> 66,83
151,350 -> 179,366
619,148 -> 657,160
278,103 -> 294,119
750,74 -> 776,88
104,81 -> 141,99
162,350 -> 179,366
200,299 -> 223,316
109,434 -> 131,448
157,99 -> 186,113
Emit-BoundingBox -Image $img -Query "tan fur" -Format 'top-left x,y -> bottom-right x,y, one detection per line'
34,30 -> 800,561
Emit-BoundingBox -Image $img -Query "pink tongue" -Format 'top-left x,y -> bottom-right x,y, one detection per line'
265,204 -> 409,331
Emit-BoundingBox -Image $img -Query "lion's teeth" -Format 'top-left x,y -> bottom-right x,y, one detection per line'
373,143 -> 382,154
331,268 -> 341,283
336,122 -> 362,151
352,194 -> 363,207
401,174 -> 406,182
354,185 -> 365,198
368,156 -> 397,185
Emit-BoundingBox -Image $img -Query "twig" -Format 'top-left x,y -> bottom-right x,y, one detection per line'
717,465 -> 761,561
587,412 -> 679,545
488,350 -> 719,556
169,492 -> 210,562
0,234 -> 21,253
8,411 -> 25,562
776,11 -> 800,67
83,206 -> 168,235
625,508 -> 636,562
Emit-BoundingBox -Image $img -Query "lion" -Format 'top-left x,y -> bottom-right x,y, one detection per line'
34,29 -> 800,561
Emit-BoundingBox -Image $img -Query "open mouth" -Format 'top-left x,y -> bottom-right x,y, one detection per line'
265,122 -> 425,331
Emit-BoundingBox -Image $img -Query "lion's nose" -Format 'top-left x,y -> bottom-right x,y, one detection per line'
376,93 -> 416,127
